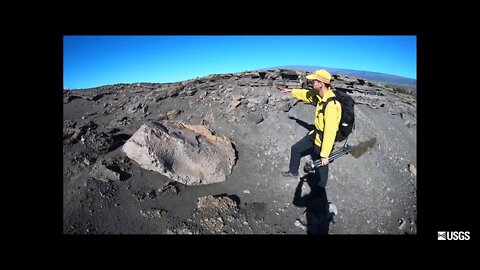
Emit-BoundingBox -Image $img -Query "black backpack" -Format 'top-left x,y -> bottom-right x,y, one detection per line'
320,89 -> 355,142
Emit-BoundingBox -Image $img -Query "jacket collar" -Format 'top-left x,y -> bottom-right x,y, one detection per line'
316,88 -> 335,102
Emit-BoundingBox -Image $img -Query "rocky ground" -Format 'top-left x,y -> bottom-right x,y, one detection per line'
63,69 -> 417,234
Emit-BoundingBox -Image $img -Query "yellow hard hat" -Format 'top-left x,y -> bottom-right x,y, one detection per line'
306,69 -> 332,84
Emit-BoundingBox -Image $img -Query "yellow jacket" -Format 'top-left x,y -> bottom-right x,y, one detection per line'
291,88 -> 342,158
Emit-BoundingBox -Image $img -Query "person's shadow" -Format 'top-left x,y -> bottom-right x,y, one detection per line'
292,172 -> 334,235
288,116 -> 314,131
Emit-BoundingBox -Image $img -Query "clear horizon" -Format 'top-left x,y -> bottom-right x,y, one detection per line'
64,36 -> 416,89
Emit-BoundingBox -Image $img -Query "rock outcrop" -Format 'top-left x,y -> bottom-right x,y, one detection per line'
122,121 -> 236,185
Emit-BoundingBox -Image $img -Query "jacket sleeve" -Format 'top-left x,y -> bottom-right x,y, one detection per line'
320,101 -> 340,158
291,89 -> 317,104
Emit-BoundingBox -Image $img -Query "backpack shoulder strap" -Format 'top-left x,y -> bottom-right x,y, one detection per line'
321,96 -> 338,114
315,96 -> 339,140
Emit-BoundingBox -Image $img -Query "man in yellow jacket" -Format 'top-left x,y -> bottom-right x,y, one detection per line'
281,69 -> 341,188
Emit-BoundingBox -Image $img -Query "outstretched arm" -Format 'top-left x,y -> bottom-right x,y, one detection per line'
282,88 -> 317,104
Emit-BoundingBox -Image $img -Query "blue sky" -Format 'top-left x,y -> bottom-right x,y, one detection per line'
64,36 -> 416,89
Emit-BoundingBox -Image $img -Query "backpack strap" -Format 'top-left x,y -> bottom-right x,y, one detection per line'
319,97 -> 338,117
314,97 -> 338,142
321,97 -> 338,116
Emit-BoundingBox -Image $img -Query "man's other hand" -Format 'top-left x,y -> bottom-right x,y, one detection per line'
281,88 -> 292,93
321,157 -> 329,166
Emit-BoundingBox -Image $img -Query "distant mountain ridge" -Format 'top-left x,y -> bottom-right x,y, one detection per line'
261,65 -> 416,89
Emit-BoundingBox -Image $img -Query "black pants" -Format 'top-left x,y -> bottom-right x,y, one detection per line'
288,133 -> 329,188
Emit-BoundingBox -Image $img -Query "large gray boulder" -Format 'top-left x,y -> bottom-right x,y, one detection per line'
122,121 -> 236,185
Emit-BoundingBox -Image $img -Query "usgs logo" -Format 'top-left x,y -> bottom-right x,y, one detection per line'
438,231 -> 470,240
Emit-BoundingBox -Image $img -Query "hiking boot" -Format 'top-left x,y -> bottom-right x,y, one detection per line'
281,171 -> 298,177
